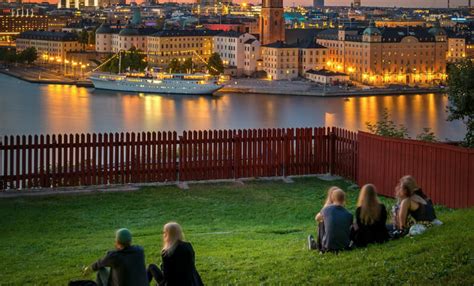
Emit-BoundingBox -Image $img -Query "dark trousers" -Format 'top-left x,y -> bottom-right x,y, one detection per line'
147,264 -> 164,285
96,268 -> 110,286
316,222 -> 325,252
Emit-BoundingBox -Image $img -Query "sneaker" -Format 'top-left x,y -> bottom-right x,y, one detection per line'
307,234 -> 316,250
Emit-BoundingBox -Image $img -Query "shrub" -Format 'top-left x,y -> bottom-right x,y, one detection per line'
365,109 -> 408,139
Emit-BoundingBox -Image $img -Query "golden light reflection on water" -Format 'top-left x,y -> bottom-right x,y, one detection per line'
7,76 -> 459,140
43,84 -> 91,134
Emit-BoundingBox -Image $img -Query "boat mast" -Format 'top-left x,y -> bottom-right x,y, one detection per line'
118,50 -> 122,74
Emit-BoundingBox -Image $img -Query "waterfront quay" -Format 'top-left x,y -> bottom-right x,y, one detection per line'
1,66 -> 445,97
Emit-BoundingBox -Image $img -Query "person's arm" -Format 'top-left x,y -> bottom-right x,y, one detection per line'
91,251 -> 115,271
398,198 -> 411,229
315,212 -> 323,223
161,252 -> 171,281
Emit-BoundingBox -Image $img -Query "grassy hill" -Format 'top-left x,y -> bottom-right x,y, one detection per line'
0,177 -> 473,285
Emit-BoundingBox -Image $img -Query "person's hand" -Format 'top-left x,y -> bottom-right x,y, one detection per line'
82,266 -> 92,276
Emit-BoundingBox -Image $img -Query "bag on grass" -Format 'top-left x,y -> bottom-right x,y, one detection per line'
409,224 -> 427,236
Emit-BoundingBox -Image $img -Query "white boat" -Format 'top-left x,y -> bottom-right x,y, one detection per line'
89,72 -> 224,95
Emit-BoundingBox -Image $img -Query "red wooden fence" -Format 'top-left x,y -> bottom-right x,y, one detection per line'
357,131 -> 474,208
0,127 -> 357,190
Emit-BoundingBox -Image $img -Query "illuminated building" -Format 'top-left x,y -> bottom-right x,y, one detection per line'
261,41 -> 299,80
195,0 -> 233,16
243,38 -> 261,76
374,20 -> 426,28
147,30 -> 219,68
16,31 -> 80,60
446,32 -> 466,62
467,37 -> 474,58
260,0 -> 285,45
305,69 -> 349,84
213,31 -> 257,76
298,40 -> 327,76
316,22 -> 448,86
0,11 -> 48,43
57,0 -> 103,9
95,23 -> 154,53
262,39 -> 327,80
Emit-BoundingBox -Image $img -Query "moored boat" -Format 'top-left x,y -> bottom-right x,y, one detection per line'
90,72 -> 224,95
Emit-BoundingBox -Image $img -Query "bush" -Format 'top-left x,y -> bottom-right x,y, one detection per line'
365,109 -> 408,139
416,128 -> 437,142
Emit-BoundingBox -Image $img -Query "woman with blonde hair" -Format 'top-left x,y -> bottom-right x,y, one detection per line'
352,184 -> 389,247
147,222 -> 203,286
308,187 -> 353,252
393,177 -> 436,231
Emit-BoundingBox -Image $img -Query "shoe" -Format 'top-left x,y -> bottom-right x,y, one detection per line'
307,234 -> 316,250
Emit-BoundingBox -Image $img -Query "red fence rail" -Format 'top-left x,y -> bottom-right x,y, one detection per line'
0,127 -> 357,190
357,131 -> 474,209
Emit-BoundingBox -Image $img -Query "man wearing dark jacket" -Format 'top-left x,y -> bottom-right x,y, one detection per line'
83,228 -> 148,286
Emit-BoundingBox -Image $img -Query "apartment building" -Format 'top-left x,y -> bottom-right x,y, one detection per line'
316,22 -> 448,86
147,30 -> 219,67
16,30 -> 80,60
213,31 -> 257,76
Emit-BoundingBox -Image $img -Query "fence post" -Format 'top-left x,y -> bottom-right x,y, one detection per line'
329,129 -> 336,176
233,133 -> 241,180
0,137 -> 3,190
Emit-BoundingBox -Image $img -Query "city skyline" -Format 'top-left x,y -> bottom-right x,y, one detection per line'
13,0 -> 472,8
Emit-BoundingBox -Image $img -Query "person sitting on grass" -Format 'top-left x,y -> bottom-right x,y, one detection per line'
147,222 -> 203,286
307,186 -> 337,250
399,175 -> 437,220
391,177 -> 437,236
308,188 -> 353,252
351,184 -> 389,247
82,228 -> 148,286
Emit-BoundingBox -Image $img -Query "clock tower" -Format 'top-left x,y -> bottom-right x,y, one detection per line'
260,0 -> 285,45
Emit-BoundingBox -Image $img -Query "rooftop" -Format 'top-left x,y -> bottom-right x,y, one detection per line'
17,30 -> 79,41
151,29 -> 221,37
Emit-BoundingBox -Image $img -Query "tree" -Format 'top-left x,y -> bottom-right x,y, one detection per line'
167,58 -> 181,73
207,52 -> 224,76
181,58 -> 193,73
100,47 -> 147,73
78,30 -> 89,51
88,28 -> 96,45
447,59 -> 474,147
18,47 -> 37,64
366,109 -> 408,139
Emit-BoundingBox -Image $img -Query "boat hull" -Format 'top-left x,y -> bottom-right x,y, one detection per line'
90,76 -> 223,95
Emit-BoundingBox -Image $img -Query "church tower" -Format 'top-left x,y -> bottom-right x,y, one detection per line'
259,0 -> 285,45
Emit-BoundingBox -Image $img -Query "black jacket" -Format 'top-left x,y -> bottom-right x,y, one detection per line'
161,241 -> 203,286
91,245 -> 148,286
352,204 -> 389,247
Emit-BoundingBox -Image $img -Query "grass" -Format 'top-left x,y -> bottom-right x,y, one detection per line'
0,177 -> 473,285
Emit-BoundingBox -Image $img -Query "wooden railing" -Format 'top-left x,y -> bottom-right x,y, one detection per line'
0,127 -> 357,190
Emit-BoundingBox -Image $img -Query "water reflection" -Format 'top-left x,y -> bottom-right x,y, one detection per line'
0,74 -> 465,140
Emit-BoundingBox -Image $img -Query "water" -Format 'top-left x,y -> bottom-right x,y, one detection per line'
0,74 -> 466,141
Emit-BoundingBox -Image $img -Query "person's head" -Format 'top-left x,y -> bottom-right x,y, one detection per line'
115,228 -> 132,250
331,188 -> 346,206
396,179 -> 414,199
400,175 -> 419,192
324,186 -> 340,207
162,222 -> 184,256
357,184 -> 381,225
